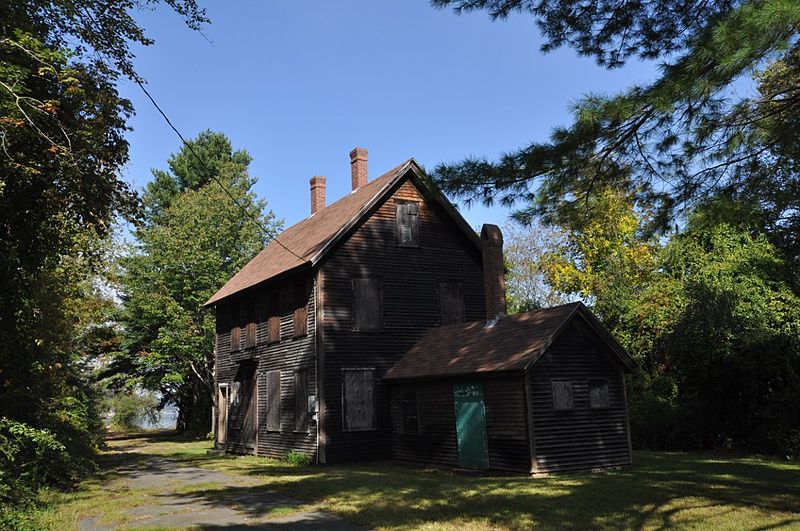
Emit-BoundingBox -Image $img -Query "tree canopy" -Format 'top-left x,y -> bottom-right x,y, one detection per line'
116,131 -> 280,434
431,0 -> 800,251
0,0 -> 206,510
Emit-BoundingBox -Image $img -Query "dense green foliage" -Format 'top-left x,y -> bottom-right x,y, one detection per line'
115,131 -> 280,435
625,221 -> 800,456
0,0 -> 206,517
506,196 -> 800,457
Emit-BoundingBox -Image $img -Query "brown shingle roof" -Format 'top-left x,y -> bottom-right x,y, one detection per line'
384,302 -> 635,380
205,160 -> 413,306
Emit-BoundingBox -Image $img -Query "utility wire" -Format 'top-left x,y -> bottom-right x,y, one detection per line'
135,80 -> 306,263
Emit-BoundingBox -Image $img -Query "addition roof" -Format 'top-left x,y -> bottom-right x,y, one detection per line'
205,159 -> 480,306
384,302 -> 636,381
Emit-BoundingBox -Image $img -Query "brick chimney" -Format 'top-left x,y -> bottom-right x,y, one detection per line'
350,147 -> 368,190
481,224 -> 506,322
310,175 -> 326,214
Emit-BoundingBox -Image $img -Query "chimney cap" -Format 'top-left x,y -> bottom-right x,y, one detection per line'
480,223 -> 503,245
350,146 -> 368,159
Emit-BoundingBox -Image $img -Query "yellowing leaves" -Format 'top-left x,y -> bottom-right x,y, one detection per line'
541,188 -> 656,320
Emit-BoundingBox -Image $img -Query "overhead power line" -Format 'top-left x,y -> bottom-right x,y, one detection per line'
135,80 -> 305,263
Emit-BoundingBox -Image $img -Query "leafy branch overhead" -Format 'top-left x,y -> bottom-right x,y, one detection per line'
431,0 -> 800,244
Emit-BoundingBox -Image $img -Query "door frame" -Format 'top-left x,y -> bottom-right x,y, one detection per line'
217,383 -> 229,447
453,382 -> 490,469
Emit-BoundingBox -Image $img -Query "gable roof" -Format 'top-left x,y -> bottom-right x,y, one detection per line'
205,159 -> 480,306
384,302 -> 636,381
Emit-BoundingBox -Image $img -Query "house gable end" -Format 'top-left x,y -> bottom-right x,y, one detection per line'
524,303 -> 637,373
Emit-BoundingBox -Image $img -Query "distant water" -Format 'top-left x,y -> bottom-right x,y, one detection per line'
142,403 -> 178,430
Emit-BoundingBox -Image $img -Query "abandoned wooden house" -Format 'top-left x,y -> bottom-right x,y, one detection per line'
204,148 -> 636,474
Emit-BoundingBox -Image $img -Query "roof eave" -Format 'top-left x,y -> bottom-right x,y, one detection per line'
203,260 -> 312,308
384,366 -> 527,382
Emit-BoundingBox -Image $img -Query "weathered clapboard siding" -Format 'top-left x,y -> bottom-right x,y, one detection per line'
484,378 -> 531,472
390,382 -> 459,467
215,273 -> 317,459
320,179 -> 485,462
389,376 -> 530,472
530,317 -> 632,473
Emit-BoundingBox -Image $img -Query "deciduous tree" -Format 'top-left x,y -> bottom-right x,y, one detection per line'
117,132 -> 280,434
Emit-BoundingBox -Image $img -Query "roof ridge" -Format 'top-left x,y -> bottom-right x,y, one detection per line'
204,158 -> 416,306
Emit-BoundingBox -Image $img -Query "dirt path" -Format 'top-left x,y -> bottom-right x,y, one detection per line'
77,436 -> 364,530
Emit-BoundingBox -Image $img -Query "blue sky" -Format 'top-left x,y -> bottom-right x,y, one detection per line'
119,0 -> 658,231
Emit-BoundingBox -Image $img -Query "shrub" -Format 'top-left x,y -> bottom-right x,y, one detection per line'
285,450 -> 311,466
0,418 -> 88,507
109,392 -> 159,431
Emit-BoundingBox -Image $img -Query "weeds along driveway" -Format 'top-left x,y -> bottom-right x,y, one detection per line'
74,434 -> 364,530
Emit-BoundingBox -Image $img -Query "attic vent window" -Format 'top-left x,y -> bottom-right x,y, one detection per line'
589,378 -> 610,409
396,201 -> 419,247
551,379 -> 574,410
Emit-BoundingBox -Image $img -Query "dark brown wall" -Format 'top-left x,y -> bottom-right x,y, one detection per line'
529,317 -> 632,473
320,178 -> 486,462
389,376 -> 530,472
215,272 -> 317,458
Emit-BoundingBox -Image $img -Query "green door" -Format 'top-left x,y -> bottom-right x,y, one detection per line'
453,383 -> 489,469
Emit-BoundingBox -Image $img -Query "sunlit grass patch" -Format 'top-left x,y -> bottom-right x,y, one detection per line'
27,433 -> 800,530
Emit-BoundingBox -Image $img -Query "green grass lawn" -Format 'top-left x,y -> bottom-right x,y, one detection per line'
32,432 -> 800,530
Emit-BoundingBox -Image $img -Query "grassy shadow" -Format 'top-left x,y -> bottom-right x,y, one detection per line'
155,445 -> 800,530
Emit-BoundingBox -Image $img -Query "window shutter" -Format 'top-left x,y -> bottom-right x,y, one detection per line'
401,386 -> 419,434
589,379 -> 610,408
343,369 -> 375,431
439,281 -> 465,325
266,370 -> 281,431
552,380 -> 574,410
353,278 -> 382,331
268,293 -> 280,344
294,369 -> 309,432
395,202 -> 419,246
293,282 -> 308,338
244,322 -> 257,349
230,327 -> 241,352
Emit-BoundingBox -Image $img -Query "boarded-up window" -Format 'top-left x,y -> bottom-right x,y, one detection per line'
352,278 -> 382,331
265,370 -> 281,432
293,282 -> 308,338
244,322 -> 257,349
439,281 -> 465,325
401,386 -> 419,435
267,293 -> 280,344
342,369 -> 375,431
230,327 -> 241,352
552,380 -> 574,410
589,378 -> 610,409
396,201 -> 419,246
294,368 -> 309,432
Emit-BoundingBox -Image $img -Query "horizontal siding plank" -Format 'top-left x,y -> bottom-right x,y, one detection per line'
531,318 -> 632,473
